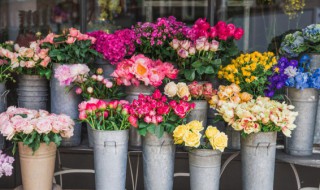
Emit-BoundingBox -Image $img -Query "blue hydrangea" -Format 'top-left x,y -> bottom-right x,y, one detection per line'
280,31 -> 308,58
302,24 -> 320,43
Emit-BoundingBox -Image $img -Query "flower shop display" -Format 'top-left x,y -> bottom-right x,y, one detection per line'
130,89 -> 194,190
218,51 -> 277,97
42,28 -> 99,146
164,81 -> 216,144
112,54 -> 178,149
78,99 -> 132,190
173,121 -> 227,190
214,94 -> 298,190
87,29 -> 136,78
0,106 -> 74,190
0,151 -> 14,178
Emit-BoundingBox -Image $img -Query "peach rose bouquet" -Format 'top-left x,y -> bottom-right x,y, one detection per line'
173,120 -> 228,151
0,106 -> 74,153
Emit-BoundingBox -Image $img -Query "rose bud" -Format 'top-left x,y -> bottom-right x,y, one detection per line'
97,75 -> 104,82
87,87 -> 93,94
129,116 -> 138,128
79,111 -> 87,120
75,87 -> 82,95
103,111 -> 109,118
97,100 -> 107,110
96,68 -> 103,75
91,75 -> 97,80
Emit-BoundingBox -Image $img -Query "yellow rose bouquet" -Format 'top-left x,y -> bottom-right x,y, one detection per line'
173,120 -> 228,152
218,51 -> 277,97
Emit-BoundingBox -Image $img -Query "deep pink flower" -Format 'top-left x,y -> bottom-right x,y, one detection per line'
129,116 -> 138,128
152,89 -> 162,100
97,100 -> 107,110
234,28 -> 244,40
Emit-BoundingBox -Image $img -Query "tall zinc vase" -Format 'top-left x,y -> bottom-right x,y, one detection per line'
241,132 -> 277,190
309,53 -> 320,145
51,63 -> 82,146
18,142 -> 56,190
189,149 -> 221,190
285,87 -> 318,156
92,129 -> 129,190
125,85 -> 154,150
17,75 -> 48,110
226,127 -> 241,150
142,132 -> 175,190
95,58 -> 116,79
0,82 -> 8,149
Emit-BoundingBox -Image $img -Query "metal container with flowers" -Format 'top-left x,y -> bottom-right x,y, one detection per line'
0,106 -> 74,190
129,89 -> 194,190
173,120 -> 228,190
78,99 -> 133,190
41,28 -> 100,146
213,85 -> 298,190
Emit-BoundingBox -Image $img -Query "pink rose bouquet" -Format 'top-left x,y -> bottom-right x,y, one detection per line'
111,54 -> 178,87
78,98 -> 133,131
0,41 -> 15,82
0,106 -> 75,153
129,89 -> 195,138
87,29 -> 136,64
41,28 -> 100,64
0,151 -> 14,178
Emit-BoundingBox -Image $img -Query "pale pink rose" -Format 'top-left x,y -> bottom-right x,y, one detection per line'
23,122 -> 34,134
189,46 -> 196,55
78,102 -> 88,112
171,39 -> 180,50
14,44 -> 20,52
25,60 -> 36,68
66,37 -> 76,44
195,37 -> 207,51
35,118 -> 52,134
33,54 -> 40,61
1,121 -> 15,140
69,28 -> 79,37
96,75 -> 104,82
61,127 -> 74,138
29,41 -> 39,51
10,115 -> 26,132
19,48 -> 34,58
180,40 -> 191,50
38,49 -> 49,59
204,41 -> 210,51
40,57 -> 51,67
106,81 -> 113,88
19,61 -> 26,67
178,49 -> 189,58
39,110 -> 49,117
210,40 -> 219,52
79,111 -> 87,120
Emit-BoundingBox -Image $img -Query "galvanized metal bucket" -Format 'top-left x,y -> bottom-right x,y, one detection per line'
17,75 -> 48,110
187,100 -> 208,126
189,149 -> 221,190
142,132 -> 175,190
87,124 -> 94,148
241,132 -> 277,190
51,63 -> 82,146
226,127 -> 241,150
95,58 -> 116,79
125,85 -> 154,150
92,129 -> 129,190
309,53 -> 320,145
285,87 -> 318,156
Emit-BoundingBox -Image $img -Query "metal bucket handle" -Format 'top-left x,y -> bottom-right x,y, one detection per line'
284,88 -> 292,105
255,142 -> 271,156
0,90 -> 9,105
160,140 -> 165,153
104,141 -> 117,154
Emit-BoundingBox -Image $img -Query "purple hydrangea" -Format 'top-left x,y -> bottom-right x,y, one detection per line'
0,151 -> 14,178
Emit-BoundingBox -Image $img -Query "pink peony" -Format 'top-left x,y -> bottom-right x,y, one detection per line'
66,37 -> 76,44
69,28 -> 79,37
35,118 -> 53,134
234,28 -> 244,40
128,116 -> 138,128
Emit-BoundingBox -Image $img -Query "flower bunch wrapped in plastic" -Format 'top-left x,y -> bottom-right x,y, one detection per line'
54,64 -> 90,86
0,41 -> 15,82
133,16 -> 187,61
0,151 -> 14,178
9,41 -> 52,79
217,96 -> 298,137
111,54 -> 178,87
173,120 -> 228,152
218,51 -> 277,97
164,81 -> 216,101
41,28 -> 99,64
87,29 -> 136,64
0,106 -> 74,153
280,31 -> 308,58
302,24 -> 320,43
130,89 -> 195,138
170,37 -> 221,81
78,98 -> 133,131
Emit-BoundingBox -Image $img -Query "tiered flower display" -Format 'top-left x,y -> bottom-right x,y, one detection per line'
218,51 -> 277,97
164,81 -> 215,101
173,120 -> 228,151
130,89 -> 195,138
0,151 -> 14,178
111,54 -> 178,87
41,28 -> 99,64
0,106 -> 75,153
78,98 -> 133,130
87,29 -> 136,64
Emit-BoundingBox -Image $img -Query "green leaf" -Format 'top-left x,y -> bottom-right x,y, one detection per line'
43,135 -> 50,145
147,124 -> 156,134
205,66 -> 214,74
139,122 -> 148,129
184,69 -> 195,81
191,61 -> 202,68
138,128 -> 147,136
196,66 -> 206,75
155,125 -> 164,138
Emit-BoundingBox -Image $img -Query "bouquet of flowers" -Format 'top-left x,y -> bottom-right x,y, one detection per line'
0,151 -> 14,178
55,64 -> 124,100
218,51 -> 277,97
87,29 -> 136,64
111,54 -> 178,87
0,106 -> 74,153
9,41 -> 52,79
130,89 -> 195,138
78,98 -> 134,130
211,86 -> 298,137
133,16 -> 187,62
173,120 -> 228,151
279,31 -> 307,58
0,41 -> 15,82
164,81 -> 216,101
41,28 -> 99,64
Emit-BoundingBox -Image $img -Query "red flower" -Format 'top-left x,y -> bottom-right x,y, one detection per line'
234,28 -> 244,40
97,100 -> 107,110
152,89 -> 162,100
169,100 -> 177,108
86,103 -> 97,113
128,116 -> 138,128
227,24 -> 236,37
